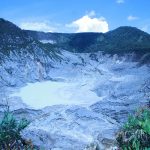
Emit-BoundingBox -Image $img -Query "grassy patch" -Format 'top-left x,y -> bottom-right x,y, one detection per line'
116,108 -> 150,150
0,106 -> 36,149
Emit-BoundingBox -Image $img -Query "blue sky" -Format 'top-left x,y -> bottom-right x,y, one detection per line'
0,0 -> 150,33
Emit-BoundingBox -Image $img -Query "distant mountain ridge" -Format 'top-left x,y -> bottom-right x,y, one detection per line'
0,18 -> 150,62
25,26 -> 150,55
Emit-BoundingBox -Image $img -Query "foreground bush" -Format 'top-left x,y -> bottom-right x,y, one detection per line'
0,106 -> 35,149
116,108 -> 150,150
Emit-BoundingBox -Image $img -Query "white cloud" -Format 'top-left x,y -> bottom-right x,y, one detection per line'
141,25 -> 149,32
67,14 -> 109,33
19,12 -> 109,33
20,22 -> 55,32
86,10 -> 96,17
116,0 -> 124,4
127,15 -> 139,21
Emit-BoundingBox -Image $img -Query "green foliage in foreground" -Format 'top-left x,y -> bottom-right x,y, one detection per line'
116,108 -> 150,150
0,106 -> 35,150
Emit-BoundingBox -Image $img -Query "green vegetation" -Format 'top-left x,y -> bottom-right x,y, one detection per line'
116,108 -> 150,150
0,106 -> 35,150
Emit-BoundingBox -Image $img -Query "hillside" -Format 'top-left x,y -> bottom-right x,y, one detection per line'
0,18 -> 32,55
25,26 -> 150,55
0,18 -> 60,58
1,18 -> 150,60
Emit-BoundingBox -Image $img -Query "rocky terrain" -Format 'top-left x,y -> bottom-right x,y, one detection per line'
0,18 -> 150,149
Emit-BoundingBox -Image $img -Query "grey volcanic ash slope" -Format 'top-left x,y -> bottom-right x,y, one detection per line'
0,18 -> 150,150
0,18 -> 61,86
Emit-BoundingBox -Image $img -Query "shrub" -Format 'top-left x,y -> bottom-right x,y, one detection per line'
0,106 -> 34,149
116,108 -> 150,150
